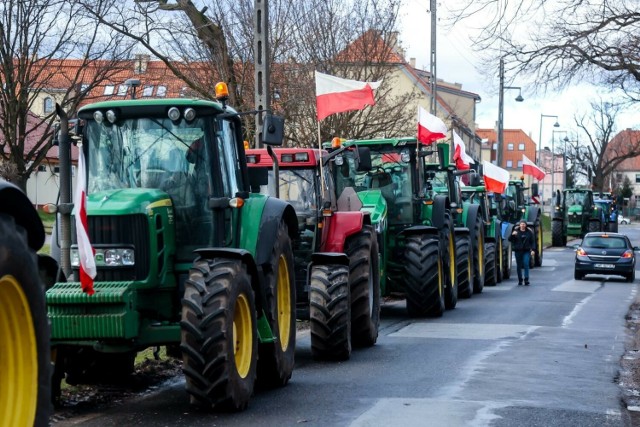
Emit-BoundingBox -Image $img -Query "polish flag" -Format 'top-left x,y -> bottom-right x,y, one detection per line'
74,144 -> 96,295
315,71 -> 382,121
417,106 -> 447,145
482,161 -> 510,194
453,131 -> 475,170
522,154 -> 546,180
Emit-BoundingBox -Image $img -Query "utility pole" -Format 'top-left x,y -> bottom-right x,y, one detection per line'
429,0 -> 437,116
253,0 -> 270,148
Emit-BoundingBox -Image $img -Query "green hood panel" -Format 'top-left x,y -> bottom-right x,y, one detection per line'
357,190 -> 388,225
86,188 -> 172,215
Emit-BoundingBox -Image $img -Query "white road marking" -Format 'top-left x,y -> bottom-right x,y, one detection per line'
389,323 -> 539,340
561,293 -> 596,327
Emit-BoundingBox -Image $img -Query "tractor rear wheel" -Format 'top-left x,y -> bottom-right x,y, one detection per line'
502,239 -> 512,280
588,220 -> 601,233
534,221 -> 543,267
484,242 -> 497,286
0,214 -> 50,426
455,234 -> 473,299
551,220 -> 564,247
310,264 -> 351,360
405,233 -> 443,317
440,216 -> 458,310
181,257 -> 257,411
496,234 -> 503,283
345,225 -> 380,348
608,221 -> 619,233
471,216 -> 485,294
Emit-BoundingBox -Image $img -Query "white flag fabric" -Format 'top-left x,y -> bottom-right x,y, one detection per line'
74,144 -> 96,295
453,131 -> 475,170
482,161 -> 510,194
315,71 -> 382,120
417,106 -> 447,144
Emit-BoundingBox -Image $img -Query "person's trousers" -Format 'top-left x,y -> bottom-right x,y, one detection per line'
514,251 -> 531,282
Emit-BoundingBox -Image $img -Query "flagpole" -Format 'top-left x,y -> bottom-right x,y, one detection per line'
317,121 -> 326,201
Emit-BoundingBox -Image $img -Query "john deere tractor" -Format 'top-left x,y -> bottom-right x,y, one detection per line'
551,188 -> 603,246
330,137 -> 458,318
0,180 -> 51,426
246,147 -> 380,360
46,85 -> 298,411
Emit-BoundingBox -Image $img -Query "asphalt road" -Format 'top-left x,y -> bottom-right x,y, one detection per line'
54,224 -> 640,427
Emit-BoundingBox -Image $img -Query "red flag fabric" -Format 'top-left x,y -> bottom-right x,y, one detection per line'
417,106 -> 447,144
522,154 -> 546,180
74,145 -> 96,295
453,131 -> 475,170
315,71 -> 382,121
482,161 -> 510,194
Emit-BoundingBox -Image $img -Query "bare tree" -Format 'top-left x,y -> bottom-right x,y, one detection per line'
0,0 -> 134,191
446,0 -> 640,99
565,99 -> 640,191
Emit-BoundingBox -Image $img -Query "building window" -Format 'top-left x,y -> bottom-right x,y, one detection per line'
506,160 -> 513,168
156,85 -> 167,97
53,166 -> 60,173
635,174 -> 640,184
142,85 -> 154,97
104,85 -> 115,95
37,165 -> 47,172
517,160 -> 523,168
507,143 -> 514,151
518,143 -> 525,150
117,85 -> 128,96
43,97 -> 54,114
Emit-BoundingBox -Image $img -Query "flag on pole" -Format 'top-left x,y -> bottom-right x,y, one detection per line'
417,106 -> 447,144
74,144 -> 96,295
482,161 -> 510,194
453,131 -> 475,170
522,154 -> 546,180
315,71 -> 382,121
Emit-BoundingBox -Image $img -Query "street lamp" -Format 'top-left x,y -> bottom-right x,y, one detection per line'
551,130 -> 569,196
497,57 -> 524,168
538,114 -> 560,210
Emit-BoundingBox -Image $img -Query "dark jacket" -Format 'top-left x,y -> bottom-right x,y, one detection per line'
509,227 -> 534,252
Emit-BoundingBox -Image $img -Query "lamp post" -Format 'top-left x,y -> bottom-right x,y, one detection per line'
551,130 -> 569,197
497,57 -> 524,168
538,114 -> 560,211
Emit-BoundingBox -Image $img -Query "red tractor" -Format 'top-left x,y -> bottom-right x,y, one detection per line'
246,147 -> 380,360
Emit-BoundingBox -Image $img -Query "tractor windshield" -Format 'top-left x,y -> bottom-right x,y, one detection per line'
264,168 -> 317,218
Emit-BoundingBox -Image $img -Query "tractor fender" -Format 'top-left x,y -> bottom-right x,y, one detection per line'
432,194 -> 449,229
254,197 -> 298,266
527,206 -> 540,224
193,247 -> 265,313
465,204 -> 481,242
310,252 -> 350,267
454,227 -> 470,238
400,225 -> 439,237
501,221 -> 514,241
323,211 -> 366,253
0,180 -> 45,251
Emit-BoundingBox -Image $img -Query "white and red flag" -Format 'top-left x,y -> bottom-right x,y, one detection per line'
482,161 -> 510,194
522,154 -> 546,180
315,71 -> 382,121
453,131 -> 475,170
74,144 -> 96,295
417,106 -> 447,145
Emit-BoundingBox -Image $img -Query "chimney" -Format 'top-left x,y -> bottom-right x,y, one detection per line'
409,58 -> 416,68
134,54 -> 150,74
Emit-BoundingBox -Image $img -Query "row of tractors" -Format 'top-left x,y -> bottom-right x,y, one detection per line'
1,90 -> 548,424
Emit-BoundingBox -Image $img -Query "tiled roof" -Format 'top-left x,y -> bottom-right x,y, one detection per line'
334,30 -> 405,64
606,129 -> 640,171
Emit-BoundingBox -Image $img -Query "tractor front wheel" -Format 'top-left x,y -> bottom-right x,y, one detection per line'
551,220 -> 564,247
440,216 -> 458,310
484,242 -> 497,286
471,216 -> 485,294
181,257 -> 258,412
534,221 -> 543,267
0,214 -> 50,426
405,234 -> 443,317
455,235 -> 473,299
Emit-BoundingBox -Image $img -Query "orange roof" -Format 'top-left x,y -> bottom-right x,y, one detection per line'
605,129 -> 640,170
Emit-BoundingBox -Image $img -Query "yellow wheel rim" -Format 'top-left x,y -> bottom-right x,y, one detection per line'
448,234 -> 455,287
498,237 -> 503,272
538,226 -> 543,255
0,274 -> 38,427
478,232 -> 484,275
438,255 -> 444,297
233,293 -> 253,379
276,255 -> 291,352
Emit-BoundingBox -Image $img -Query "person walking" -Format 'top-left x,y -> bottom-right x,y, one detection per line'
509,219 -> 535,286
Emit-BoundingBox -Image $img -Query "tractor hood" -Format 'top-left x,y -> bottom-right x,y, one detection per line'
357,190 -> 388,226
85,188 -> 173,216
567,204 -> 583,215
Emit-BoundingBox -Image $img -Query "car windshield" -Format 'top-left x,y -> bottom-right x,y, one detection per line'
583,236 -> 627,249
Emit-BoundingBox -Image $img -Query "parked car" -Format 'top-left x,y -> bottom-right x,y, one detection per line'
574,232 -> 637,282
619,215 -> 631,225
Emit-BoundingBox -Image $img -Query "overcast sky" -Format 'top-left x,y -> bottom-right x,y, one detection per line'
397,0 -> 639,150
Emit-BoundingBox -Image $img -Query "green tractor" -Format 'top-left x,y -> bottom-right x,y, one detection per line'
0,180 -> 51,426
330,137 -> 460,318
495,178 -> 544,268
245,147 -> 380,360
46,86 -> 299,411
461,178 -> 512,285
551,188 -> 604,246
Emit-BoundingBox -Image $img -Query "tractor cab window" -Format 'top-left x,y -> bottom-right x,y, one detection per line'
566,192 -> 586,206
271,168 -> 318,230
215,119 -> 242,198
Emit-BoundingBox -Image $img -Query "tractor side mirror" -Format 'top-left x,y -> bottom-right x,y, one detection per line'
531,183 -> 539,197
355,147 -> 372,172
555,189 -> 562,206
468,172 -> 481,187
262,114 -> 285,146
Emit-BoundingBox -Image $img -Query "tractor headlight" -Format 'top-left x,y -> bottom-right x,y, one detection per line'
70,247 -> 135,268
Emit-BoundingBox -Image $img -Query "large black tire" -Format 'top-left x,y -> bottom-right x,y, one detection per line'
310,264 -> 351,360
551,220 -> 564,247
470,216 -> 485,294
455,234 -> 473,299
345,225 -> 381,348
495,233 -> 503,283
588,220 -> 601,233
440,215 -> 458,310
404,234 -> 443,318
502,238 -> 512,280
608,221 -> 619,233
627,270 -> 635,283
181,257 -> 257,411
0,214 -> 50,426
484,242 -> 497,286
534,221 -> 543,267
257,221 -> 296,387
